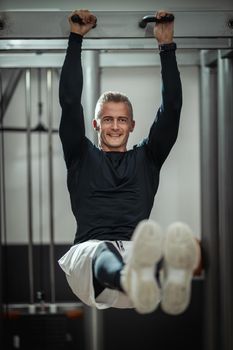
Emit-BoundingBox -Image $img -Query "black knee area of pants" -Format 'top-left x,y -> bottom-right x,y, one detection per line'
155,257 -> 163,287
92,242 -> 124,298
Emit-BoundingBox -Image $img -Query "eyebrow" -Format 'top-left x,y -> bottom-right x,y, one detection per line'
102,115 -> 129,119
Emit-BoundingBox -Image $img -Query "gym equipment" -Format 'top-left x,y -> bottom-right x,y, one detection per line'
0,10 -> 232,44
139,14 -> 174,28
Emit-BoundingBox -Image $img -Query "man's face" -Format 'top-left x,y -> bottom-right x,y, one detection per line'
93,102 -> 135,152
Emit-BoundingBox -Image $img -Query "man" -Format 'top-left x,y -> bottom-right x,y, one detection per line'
58,9 -> 200,315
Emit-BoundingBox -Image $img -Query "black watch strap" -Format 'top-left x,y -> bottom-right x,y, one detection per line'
159,42 -> 177,53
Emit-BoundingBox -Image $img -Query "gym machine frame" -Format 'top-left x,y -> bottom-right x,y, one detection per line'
0,9 -> 233,350
0,10 -> 232,50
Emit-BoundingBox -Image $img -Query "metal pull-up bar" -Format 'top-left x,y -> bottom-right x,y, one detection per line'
0,11 -> 232,50
138,14 -> 175,28
70,13 -> 175,29
0,10 -> 232,39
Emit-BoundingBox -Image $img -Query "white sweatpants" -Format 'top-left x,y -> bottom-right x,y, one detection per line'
58,240 -> 134,309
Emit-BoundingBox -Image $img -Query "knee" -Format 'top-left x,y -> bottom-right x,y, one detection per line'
93,242 -> 123,280
93,242 -> 110,262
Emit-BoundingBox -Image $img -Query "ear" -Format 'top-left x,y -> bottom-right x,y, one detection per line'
130,120 -> 135,132
92,119 -> 99,131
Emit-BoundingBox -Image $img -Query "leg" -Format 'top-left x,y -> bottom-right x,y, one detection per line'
93,220 -> 164,313
160,222 -> 201,315
121,220 -> 164,314
92,242 -> 124,298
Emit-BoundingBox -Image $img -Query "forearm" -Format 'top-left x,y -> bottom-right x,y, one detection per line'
147,47 -> 182,166
153,11 -> 182,122
160,48 -> 182,112
59,32 -> 85,167
59,32 -> 83,107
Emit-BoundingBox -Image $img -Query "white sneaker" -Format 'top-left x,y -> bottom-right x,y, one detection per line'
121,220 -> 164,314
160,222 -> 200,315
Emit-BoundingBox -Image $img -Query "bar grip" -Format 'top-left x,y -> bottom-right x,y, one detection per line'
71,14 -> 97,28
139,14 -> 174,28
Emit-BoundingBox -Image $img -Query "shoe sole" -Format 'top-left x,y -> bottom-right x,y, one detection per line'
123,220 -> 164,314
161,222 -> 200,315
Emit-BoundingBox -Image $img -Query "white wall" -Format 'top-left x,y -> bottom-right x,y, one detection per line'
1,60 -> 201,244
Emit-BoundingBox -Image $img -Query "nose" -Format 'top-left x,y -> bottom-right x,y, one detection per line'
112,119 -> 119,130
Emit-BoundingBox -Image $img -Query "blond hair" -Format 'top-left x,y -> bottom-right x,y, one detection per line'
95,91 -> 133,120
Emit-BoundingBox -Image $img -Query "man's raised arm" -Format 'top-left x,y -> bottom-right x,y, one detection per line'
147,11 -> 182,167
59,10 -> 96,168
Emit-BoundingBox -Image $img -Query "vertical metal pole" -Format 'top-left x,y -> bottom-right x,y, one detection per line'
217,51 -> 233,350
199,51 -> 220,350
47,69 -> 56,307
0,129 -> 3,350
0,240 -> 2,348
25,69 -> 34,306
0,75 -> 5,344
83,306 -> 103,350
0,73 -> 8,341
82,50 -> 103,350
82,51 -> 99,145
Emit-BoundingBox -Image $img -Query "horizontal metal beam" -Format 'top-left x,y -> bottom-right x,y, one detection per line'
0,10 -> 233,39
0,50 -> 201,68
101,50 -> 201,67
0,37 -> 232,52
3,302 -> 83,314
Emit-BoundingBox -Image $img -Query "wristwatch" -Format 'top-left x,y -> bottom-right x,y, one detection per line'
158,42 -> 177,53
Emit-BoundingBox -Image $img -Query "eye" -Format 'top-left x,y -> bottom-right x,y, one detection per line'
119,117 -> 128,123
102,117 -> 112,123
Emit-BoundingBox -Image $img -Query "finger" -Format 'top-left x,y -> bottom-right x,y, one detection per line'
79,9 -> 91,22
81,13 -> 95,22
69,10 -> 96,26
78,11 -> 96,25
70,10 -> 90,19
155,10 -> 173,19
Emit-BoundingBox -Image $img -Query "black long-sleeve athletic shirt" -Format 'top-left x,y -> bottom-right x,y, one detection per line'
59,33 -> 182,244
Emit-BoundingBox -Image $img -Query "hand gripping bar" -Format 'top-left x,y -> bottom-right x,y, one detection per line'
139,14 -> 174,28
71,14 -> 97,28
